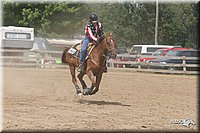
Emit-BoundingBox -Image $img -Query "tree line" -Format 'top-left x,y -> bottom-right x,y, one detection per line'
2,2 -> 198,49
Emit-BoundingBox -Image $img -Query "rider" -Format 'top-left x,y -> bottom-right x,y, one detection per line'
78,13 -> 107,73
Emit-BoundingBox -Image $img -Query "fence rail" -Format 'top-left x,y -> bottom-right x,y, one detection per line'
0,49 -> 199,75
109,54 -> 199,72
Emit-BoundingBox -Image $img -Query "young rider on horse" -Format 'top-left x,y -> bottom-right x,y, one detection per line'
78,13 -> 107,73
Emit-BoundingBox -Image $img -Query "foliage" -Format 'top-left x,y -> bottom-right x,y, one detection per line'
93,3 -> 197,48
93,3 -> 157,47
3,2 -> 91,38
2,2 -> 198,48
158,4 -> 197,48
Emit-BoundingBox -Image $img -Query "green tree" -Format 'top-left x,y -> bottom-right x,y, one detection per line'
95,3 -> 197,48
3,2 -> 198,48
158,3 -> 197,48
3,2 -> 91,38
93,3 -> 157,47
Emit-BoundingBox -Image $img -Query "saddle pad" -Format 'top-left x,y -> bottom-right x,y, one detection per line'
68,47 -> 77,55
68,42 -> 95,58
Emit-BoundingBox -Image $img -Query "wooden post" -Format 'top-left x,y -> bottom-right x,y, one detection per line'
182,56 -> 186,72
108,59 -> 114,68
35,50 -> 39,69
137,54 -> 141,69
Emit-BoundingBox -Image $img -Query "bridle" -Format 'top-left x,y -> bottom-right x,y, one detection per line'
100,36 -> 116,60
105,36 -> 116,52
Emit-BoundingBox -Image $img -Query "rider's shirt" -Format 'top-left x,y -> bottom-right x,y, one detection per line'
85,21 -> 104,41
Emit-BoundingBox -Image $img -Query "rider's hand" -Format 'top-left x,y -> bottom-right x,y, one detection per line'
97,36 -> 101,43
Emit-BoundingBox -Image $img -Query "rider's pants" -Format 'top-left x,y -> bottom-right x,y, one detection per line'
80,36 -> 90,64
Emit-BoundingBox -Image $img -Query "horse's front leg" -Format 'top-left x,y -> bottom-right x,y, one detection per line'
80,70 -> 96,95
90,71 -> 103,95
86,70 -> 96,91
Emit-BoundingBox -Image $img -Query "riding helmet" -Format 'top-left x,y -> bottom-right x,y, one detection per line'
89,13 -> 98,22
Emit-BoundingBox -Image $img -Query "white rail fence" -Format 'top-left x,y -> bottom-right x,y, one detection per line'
0,49 -> 199,74
0,49 -> 65,69
108,54 -> 199,71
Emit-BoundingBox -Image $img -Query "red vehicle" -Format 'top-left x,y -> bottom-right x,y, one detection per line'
114,48 -> 130,68
136,47 -> 190,62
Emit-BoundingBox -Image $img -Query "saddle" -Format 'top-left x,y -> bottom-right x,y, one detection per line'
67,41 -> 95,60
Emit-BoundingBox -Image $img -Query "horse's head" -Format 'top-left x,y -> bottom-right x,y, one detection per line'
104,32 -> 117,58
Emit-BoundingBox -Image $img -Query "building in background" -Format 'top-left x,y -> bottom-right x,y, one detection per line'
1,26 -> 34,56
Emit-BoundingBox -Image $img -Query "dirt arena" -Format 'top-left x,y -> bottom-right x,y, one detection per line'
2,68 -> 199,131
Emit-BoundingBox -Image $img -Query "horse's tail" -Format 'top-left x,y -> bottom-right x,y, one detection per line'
61,47 -> 70,64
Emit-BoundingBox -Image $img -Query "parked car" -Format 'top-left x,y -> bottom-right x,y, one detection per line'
128,45 -> 181,66
117,47 -> 129,54
147,50 -> 200,71
111,47 -> 130,68
137,47 -> 190,62
129,45 -> 181,55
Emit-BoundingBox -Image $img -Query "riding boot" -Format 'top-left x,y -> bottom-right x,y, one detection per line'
78,50 -> 86,72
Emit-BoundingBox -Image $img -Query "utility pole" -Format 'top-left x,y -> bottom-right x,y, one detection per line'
197,2 -> 199,50
155,0 -> 159,45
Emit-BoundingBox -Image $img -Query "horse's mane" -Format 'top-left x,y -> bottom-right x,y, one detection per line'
97,35 -> 105,44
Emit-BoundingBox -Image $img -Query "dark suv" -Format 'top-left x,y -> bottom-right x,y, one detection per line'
148,50 -> 200,71
166,49 -> 199,57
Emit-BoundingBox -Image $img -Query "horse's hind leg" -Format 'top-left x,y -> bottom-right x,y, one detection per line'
69,66 -> 82,95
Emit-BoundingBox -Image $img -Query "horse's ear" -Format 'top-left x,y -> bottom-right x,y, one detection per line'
106,32 -> 113,37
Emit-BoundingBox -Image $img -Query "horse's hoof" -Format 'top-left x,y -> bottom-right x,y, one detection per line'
75,86 -> 82,95
83,92 -> 87,95
90,87 -> 98,95
83,89 -> 87,95
78,93 -> 82,96
83,90 -> 89,95
77,92 -> 82,96
83,88 -> 92,95
76,90 -> 82,95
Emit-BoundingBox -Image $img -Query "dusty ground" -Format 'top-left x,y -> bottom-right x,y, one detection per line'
2,68 -> 199,131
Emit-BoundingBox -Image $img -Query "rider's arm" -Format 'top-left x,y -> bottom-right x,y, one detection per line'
87,26 -> 97,41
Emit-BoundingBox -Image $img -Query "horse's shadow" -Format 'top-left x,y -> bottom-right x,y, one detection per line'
78,99 -> 131,107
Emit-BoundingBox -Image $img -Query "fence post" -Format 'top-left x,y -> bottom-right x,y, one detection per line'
182,56 -> 186,72
137,54 -> 141,69
35,50 -> 40,69
107,58 -> 113,68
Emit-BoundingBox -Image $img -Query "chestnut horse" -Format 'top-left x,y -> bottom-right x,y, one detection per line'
61,33 -> 117,95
